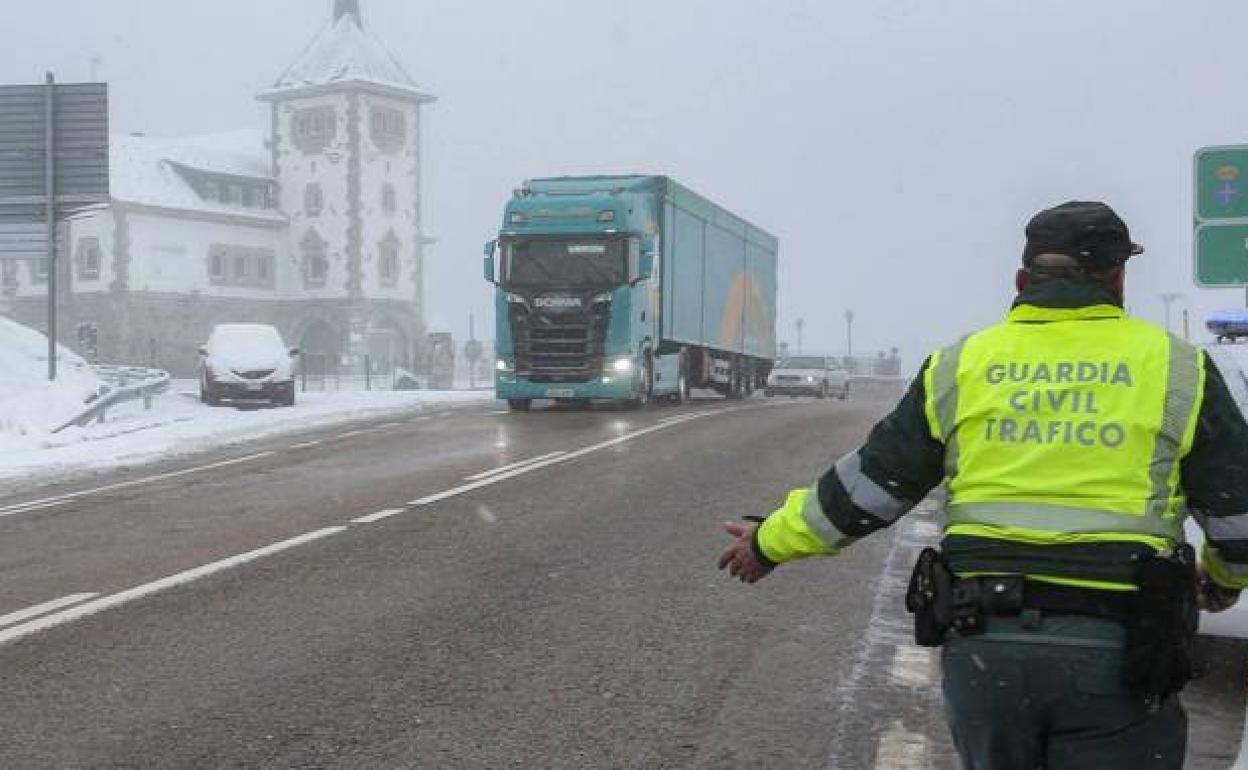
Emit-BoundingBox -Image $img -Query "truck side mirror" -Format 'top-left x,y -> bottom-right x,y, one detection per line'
484,241 -> 497,284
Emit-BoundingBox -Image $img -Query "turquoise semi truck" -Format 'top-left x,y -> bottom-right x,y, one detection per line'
484,176 -> 778,410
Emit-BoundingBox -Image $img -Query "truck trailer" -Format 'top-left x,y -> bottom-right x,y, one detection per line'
484,176 -> 778,410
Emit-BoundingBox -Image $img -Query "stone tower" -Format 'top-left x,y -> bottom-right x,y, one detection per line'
259,0 -> 435,370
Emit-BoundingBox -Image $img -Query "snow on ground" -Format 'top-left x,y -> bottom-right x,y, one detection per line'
0,375 -> 496,493
0,317 -> 106,446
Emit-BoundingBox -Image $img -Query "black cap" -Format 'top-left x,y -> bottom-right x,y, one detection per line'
1022,201 -> 1143,270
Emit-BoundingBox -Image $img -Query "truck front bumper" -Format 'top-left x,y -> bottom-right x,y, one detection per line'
496,375 -> 636,401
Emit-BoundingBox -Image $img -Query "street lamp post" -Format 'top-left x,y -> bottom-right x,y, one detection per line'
1157,292 -> 1184,334
845,309 -> 855,360
796,318 -> 804,355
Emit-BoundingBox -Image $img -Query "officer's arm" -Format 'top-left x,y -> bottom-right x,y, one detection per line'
1183,353 -> 1248,590
754,358 -> 947,566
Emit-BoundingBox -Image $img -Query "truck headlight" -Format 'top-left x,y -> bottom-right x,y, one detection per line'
805,375 -> 815,383
496,359 -> 513,372
612,357 -> 633,373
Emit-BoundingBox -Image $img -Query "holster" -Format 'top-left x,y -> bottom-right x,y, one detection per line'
1124,544 -> 1201,704
905,548 -> 955,646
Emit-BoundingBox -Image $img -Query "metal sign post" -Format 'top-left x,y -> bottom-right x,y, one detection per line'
45,73 -> 56,379
0,76 -> 108,379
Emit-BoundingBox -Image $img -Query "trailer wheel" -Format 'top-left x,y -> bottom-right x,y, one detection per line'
507,398 -> 532,412
672,351 -> 690,405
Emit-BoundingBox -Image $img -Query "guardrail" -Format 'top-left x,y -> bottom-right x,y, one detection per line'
52,365 -> 171,433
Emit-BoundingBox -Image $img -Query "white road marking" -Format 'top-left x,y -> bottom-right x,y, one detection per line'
350,508 -> 406,525
490,410 -> 510,415
0,452 -> 276,519
0,593 -> 98,629
889,645 -> 935,687
463,451 -> 566,481
0,527 -> 346,647
408,411 -> 714,507
378,422 -> 402,428
337,430 -> 364,438
288,440 -> 323,450
872,722 -> 929,769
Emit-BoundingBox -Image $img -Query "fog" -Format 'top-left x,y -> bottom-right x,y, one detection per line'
4,0 -> 1247,369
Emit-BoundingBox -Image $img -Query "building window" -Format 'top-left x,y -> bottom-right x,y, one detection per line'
207,244 -> 276,289
379,231 -> 400,288
77,237 -> 102,281
369,106 -> 406,154
304,183 -> 324,217
382,183 -> 396,215
292,106 -> 337,154
301,229 -> 328,289
1,261 -> 17,293
241,186 -> 258,208
209,249 -> 225,281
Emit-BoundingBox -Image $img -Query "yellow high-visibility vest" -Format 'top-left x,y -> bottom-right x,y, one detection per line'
925,303 -> 1205,579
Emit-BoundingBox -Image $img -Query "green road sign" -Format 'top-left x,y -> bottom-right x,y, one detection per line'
1195,222 -> 1248,286
1196,146 -> 1248,221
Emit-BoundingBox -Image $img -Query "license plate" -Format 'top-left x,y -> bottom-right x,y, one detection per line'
545,388 -> 576,398
245,382 -> 264,391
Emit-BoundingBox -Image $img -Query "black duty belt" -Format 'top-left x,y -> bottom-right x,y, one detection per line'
953,575 -> 1131,630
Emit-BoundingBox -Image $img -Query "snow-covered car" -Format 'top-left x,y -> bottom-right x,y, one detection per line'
199,324 -> 298,407
764,355 -> 849,399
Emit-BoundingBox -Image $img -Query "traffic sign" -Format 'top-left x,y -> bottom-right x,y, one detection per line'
1195,146 -> 1248,221
1195,222 -> 1248,286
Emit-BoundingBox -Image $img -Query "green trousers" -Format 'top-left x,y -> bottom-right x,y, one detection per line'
941,613 -> 1187,770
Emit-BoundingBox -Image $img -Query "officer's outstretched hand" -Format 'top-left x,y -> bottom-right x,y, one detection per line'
717,522 -> 774,584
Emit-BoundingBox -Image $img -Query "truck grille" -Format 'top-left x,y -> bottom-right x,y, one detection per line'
509,299 -> 608,383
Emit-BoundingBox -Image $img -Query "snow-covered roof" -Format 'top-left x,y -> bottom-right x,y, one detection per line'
109,131 -> 284,224
262,11 -> 433,102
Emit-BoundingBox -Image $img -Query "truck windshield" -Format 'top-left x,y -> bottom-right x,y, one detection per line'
503,237 -> 626,289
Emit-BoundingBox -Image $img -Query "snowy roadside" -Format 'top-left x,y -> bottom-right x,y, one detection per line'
0,381 -> 498,494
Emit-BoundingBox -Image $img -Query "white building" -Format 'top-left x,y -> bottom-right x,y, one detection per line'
1,0 -> 435,377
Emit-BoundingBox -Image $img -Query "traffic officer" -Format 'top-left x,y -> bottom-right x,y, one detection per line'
718,201 -> 1248,769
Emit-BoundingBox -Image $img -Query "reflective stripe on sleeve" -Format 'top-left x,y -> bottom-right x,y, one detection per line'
835,451 -> 914,523
1199,511 -> 1248,542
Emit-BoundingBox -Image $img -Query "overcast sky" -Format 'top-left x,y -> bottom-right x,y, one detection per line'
4,0 -> 1248,368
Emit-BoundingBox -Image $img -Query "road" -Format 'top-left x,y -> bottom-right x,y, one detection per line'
0,395 -> 1242,768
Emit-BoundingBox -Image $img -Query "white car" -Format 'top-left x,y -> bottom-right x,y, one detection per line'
764,355 -> 850,400
199,323 -> 298,407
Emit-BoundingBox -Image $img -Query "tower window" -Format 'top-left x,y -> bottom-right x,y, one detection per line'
304,183 -> 324,217
379,231 -> 400,288
292,106 -> 337,154
382,184 -> 397,214
301,229 -> 329,289
370,106 -> 406,154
